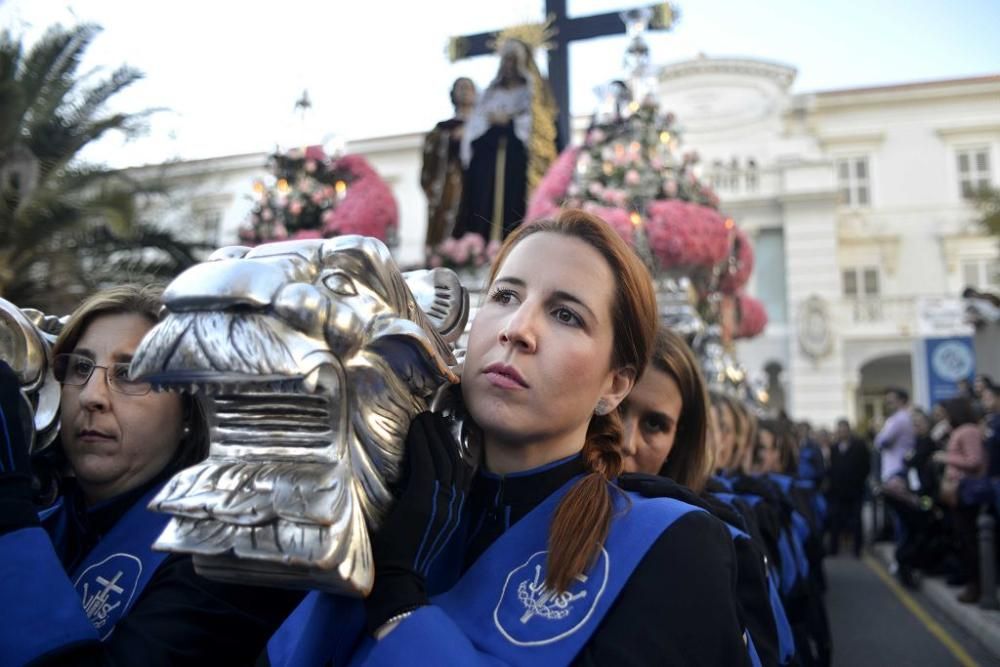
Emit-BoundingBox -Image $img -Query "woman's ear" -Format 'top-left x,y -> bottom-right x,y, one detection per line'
601,365 -> 637,413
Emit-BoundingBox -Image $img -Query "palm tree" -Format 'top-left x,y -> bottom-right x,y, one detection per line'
0,23 -> 167,308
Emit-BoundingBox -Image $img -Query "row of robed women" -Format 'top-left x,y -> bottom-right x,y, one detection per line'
0,209 -> 829,666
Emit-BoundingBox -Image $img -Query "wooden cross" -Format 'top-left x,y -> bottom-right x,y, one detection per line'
449,1 -> 679,145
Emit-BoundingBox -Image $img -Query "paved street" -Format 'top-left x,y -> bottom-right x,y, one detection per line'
825,554 -> 995,666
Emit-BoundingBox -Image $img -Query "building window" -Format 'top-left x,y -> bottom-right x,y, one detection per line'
754,229 -> 787,323
956,147 -> 992,199
842,269 -> 857,296
843,266 -> 882,321
836,156 -> 870,207
961,258 -> 1000,289
862,267 -> 880,295
842,266 -> 880,297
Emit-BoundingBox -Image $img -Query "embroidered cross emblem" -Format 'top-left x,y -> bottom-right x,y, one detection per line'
82,571 -> 125,628
516,564 -> 589,623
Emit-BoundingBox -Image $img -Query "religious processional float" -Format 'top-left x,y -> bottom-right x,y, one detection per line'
238,144 -> 398,245
526,12 -> 767,401
525,101 -> 766,398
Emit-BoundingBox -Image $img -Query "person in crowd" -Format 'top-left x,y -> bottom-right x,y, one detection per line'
421,77 -> 477,249
874,388 -> 915,548
797,421 -> 826,485
815,427 -> 833,470
932,397 -> 987,603
981,378 -> 1000,479
730,400 -> 759,476
907,409 -> 942,498
755,420 -> 798,475
618,327 -> 794,666
710,392 -> 739,475
452,39 -> 558,243
875,388 -> 916,482
0,285 -> 302,666
956,378 -> 974,400
881,409 -> 948,589
618,327 -> 713,493
929,401 -> 953,449
307,209 -> 752,665
826,419 -> 870,557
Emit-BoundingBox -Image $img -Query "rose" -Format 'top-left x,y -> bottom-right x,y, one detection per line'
625,170 -> 641,186
735,292 -> 768,339
486,239 -> 501,262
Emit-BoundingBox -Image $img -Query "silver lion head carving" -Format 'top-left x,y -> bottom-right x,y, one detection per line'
0,298 -> 64,454
131,236 -> 469,596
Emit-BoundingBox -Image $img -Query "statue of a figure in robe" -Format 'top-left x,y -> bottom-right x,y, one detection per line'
421,77 -> 477,251
452,40 -> 558,243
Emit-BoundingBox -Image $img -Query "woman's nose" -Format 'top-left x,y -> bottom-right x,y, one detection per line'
620,417 -> 639,458
498,305 -> 537,352
78,367 -> 111,411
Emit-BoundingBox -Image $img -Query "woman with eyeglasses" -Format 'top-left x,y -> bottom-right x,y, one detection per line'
0,285 -> 302,666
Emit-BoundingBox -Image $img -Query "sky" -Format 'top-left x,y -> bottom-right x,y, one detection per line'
3,0 -> 1000,169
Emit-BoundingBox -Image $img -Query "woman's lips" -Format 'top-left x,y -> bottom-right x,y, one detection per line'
482,362 -> 529,389
77,429 -> 115,442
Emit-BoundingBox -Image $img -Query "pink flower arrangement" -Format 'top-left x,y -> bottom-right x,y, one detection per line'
320,154 -> 398,241
241,148 -> 398,245
577,203 -> 634,245
735,292 -> 768,339
645,200 -> 729,270
428,233 -> 501,270
526,146 -> 580,222
719,226 -> 755,294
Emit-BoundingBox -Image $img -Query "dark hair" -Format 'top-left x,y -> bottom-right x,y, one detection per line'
650,328 -> 712,493
885,387 -> 909,404
709,391 -> 735,469
756,418 -> 798,474
449,77 -> 475,107
487,209 -> 658,593
53,284 -> 209,470
942,397 -> 978,428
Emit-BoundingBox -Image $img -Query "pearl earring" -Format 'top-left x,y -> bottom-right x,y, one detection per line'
594,399 -> 610,416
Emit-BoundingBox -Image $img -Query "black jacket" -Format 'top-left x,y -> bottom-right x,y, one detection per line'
828,438 -> 870,500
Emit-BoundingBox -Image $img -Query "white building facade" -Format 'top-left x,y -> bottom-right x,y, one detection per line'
127,57 -> 1000,428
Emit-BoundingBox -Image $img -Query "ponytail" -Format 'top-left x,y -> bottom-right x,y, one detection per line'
545,410 -> 627,593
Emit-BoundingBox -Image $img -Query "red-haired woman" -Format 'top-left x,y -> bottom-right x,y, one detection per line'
348,210 -> 751,665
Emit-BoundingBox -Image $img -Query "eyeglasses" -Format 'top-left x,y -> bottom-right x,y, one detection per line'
53,353 -> 152,396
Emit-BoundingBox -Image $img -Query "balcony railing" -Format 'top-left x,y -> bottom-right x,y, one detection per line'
844,296 -> 916,324
706,167 -> 782,199
835,295 -> 967,338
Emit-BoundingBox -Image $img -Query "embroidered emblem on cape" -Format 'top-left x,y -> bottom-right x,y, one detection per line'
74,553 -> 142,639
494,548 -> 609,646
